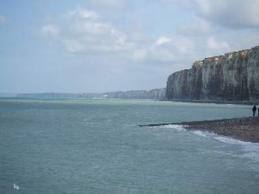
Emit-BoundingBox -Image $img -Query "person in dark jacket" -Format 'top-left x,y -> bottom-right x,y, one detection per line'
252,105 -> 256,117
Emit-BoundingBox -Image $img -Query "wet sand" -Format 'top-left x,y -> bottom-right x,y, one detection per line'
139,117 -> 259,143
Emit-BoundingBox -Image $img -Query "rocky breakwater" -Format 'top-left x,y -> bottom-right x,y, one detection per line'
139,117 -> 259,143
166,46 -> 259,101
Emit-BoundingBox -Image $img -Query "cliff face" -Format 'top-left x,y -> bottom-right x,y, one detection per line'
166,46 -> 259,101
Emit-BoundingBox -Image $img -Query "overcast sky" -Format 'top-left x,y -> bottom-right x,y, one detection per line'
1,0 -> 259,93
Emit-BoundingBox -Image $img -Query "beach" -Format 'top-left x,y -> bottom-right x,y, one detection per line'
140,117 -> 259,143
183,117 -> 259,143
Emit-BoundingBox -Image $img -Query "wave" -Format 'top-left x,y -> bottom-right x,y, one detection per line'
191,130 -> 209,138
158,124 -> 259,163
190,129 -> 258,146
13,184 -> 19,190
213,135 -> 249,145
154,123 -> 259,162
189,129 -> 259,163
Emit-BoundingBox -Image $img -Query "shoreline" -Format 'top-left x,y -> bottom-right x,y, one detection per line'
139,117 -> 259,143
161,99 -> 258,105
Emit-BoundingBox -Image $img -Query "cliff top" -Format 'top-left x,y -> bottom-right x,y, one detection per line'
171,45 -> 259,75
191,45 -> 259,67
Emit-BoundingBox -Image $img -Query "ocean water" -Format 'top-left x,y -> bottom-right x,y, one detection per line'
0,98 -> 259,194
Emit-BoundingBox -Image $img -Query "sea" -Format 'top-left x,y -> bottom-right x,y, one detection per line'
0,98 -> 259,194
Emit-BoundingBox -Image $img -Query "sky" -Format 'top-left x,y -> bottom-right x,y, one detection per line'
1,0 -> 259,93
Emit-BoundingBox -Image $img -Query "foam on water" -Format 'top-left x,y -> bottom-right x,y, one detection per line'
13,184 -> 19,190
159,124 -> 259,163
161,124 -> 186,132
189,129 -> 259,162
191,130 -> 209,137
213,135 -> 248,145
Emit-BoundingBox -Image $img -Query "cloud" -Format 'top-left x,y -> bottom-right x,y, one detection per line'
41,24 -> 60,37
68,8 -> 99,20
41,7 -> 229,67
207,36 -> 230,51
42,8 -> 133,54
41,5 -> 259,69
164,0 -> 259,57
166,0 -> 259,29
133,35 -> 195,64
194,0 -> 259,28
155,36 -> 172,46
88,0 -> 127,8
0,15 -> 6,24
42,7 -> 199,64
178,18 -> 211,35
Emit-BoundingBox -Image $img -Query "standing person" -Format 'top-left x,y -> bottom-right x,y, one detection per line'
252,105 -> 256,117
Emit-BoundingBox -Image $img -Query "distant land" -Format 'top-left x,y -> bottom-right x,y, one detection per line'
14,88 -> 166,100
0,93 -> 17,97
166,46 -> 259,102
